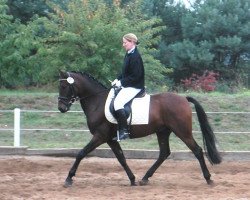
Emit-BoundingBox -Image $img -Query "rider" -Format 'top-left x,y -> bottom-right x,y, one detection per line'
112,33 -> 145,141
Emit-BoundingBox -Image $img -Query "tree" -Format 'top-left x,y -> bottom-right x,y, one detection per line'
0,0 -> 168,90
168,0 -> 250,83
0,0 -> 37,88
153,1 -> 188,72
0,0 -> 56,88
6,0 -> 70,23
37,0 -> 168,91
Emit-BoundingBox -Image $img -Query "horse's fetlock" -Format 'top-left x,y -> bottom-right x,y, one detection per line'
69,171 -> 75,178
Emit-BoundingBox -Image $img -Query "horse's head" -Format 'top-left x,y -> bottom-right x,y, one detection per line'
58,71 -> 78,113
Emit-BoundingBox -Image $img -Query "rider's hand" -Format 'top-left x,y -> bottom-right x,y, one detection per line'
111,79 -> 118,86
115,80 -> 122,87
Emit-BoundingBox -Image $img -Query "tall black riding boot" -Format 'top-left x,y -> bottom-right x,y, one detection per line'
113,109 -> 130,141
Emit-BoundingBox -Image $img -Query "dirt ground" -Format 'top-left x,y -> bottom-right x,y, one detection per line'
0,156 -> 249,200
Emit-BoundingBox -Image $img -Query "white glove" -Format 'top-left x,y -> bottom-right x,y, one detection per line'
111,79 -> 118,86
116,80 -> 122,87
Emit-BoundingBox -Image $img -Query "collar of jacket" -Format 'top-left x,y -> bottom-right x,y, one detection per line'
127,46 -> 136,54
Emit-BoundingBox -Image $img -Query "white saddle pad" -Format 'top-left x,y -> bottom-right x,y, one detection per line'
104,88 -> 150,125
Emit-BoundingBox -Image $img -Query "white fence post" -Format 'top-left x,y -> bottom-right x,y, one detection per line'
14,108 -> 20,147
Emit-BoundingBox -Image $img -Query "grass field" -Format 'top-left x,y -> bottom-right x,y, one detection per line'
0,90 -> 249,151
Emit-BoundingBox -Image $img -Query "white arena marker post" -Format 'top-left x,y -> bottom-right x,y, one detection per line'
14,108 -> 21,147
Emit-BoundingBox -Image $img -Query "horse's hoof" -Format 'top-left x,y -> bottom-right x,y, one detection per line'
206,179 -> 214,185
139,179 -> 149,186
131,182 -> 137,186
64,178 -> 73,188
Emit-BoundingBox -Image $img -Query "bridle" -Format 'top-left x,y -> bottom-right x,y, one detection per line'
58,72 -> 109,108
58,73 -> 78,108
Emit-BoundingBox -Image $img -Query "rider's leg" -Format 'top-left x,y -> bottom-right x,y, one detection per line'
113,87 -> 141,141
114,108 -> 130,140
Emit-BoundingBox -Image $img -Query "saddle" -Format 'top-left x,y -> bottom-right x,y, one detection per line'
104,88 -> 150,125
109,87 -> 146,119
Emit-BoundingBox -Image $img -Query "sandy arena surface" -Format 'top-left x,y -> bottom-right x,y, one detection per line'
0,156 -> 249,200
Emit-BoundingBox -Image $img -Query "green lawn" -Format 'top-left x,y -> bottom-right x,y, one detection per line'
0,90 -> 249,151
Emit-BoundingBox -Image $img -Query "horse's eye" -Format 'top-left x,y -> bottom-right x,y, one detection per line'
60,84 -> 67,89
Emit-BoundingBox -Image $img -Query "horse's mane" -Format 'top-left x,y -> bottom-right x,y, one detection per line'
71,71 -> 108,89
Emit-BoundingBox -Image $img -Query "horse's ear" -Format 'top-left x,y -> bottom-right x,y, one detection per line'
59,70 -> 67,78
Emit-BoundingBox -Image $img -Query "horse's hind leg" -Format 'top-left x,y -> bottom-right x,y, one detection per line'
192,141 -> 212,184
180,136 -> 212,184
107,140 -> 136,186
140,128 -> 171,186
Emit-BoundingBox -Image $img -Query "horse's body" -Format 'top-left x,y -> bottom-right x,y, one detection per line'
58,71 -> 222,187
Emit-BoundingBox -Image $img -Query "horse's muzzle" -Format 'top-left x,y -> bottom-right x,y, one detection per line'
58,101 -> 70,113
58,106 -> 68,113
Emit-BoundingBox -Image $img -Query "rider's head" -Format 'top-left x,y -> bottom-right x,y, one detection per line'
122,33 -> 139,52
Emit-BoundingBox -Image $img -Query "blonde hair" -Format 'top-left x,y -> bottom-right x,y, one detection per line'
123,33 -> 139,44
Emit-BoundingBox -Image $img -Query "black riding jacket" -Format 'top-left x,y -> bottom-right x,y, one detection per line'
118,47 -> 145,89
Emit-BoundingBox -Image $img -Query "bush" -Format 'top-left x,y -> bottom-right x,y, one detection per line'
181,70 -> 219,92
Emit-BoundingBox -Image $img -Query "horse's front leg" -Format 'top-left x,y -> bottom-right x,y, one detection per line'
64,136 -> 102,187
107,140 -> 136,186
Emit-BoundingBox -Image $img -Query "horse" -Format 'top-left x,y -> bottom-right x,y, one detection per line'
58,70 -> 222,187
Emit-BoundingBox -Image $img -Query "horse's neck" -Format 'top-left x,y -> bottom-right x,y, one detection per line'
79,92 -> 108,129
79,88 -> 108,116
78,74 -> 105,97
77,74 -> 108,119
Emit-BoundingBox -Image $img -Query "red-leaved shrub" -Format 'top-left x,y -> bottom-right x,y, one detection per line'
181,70 -> 219,92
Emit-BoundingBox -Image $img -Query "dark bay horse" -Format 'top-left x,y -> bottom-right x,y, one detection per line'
58,71 -> 222,187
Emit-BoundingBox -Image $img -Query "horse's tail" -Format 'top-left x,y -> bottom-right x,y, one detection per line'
186,96 -> 222,165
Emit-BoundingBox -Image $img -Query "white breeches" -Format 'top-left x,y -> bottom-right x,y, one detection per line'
114,87 -> 141,111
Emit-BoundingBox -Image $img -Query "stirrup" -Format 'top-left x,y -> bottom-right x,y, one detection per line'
113,131 -> 130,141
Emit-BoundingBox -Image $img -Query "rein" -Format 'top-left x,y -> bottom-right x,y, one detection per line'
77,89 -> 109,101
